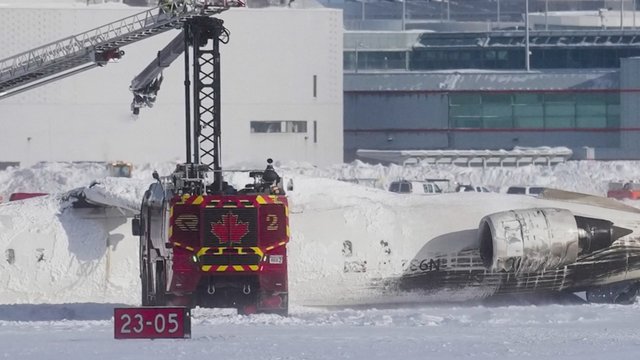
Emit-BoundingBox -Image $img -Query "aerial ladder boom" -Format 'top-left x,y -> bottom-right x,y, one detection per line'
129,32 -> 186,114
0,1 -> 241,100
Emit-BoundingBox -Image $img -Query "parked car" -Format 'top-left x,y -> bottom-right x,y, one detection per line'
455,184 -> 492,193
506,186 -> 546,197
388,179 -> 444,195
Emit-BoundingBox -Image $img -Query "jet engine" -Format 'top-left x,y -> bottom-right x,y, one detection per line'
478,208 -> 630,273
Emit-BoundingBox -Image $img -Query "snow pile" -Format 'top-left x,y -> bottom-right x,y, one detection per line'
1,160 -> 640,307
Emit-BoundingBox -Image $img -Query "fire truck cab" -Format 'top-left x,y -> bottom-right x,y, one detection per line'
133,160 -> 289,315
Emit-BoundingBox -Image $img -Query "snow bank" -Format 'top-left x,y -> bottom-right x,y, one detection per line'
1,160 -> 640,306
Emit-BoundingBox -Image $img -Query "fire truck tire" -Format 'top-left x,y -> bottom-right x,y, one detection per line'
154,261 -> 167,306
139,238 -> 152,306
258,296 -> 288,317
140,262 -> 151,306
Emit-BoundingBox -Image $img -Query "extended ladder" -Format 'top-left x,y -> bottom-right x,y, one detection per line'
0,0 -> 243,99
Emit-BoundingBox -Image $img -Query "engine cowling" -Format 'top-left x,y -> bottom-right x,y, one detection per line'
478,208 -> 620,273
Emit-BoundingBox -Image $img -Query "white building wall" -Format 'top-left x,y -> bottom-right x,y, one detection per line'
0,6 -> 343,167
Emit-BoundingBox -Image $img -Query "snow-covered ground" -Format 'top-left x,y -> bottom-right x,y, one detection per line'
3,0 -> 640,356
2,160 -> 640,358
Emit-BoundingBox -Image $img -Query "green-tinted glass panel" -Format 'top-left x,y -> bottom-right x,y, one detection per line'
483,104 -> 512,117
513,93 -> 544,104
576,104 -> 606,116
450,104 -> 482,117
607,104 -> 620,116
545,103 -> 575,117
575,93 -> 605,104
576,116 -> 607,128
452,116 -> 483,128
515,116 -> 544,128
482,94 -> 511,104
450,94 -> 481,105
514,104 -> 543,117
344,51 -> 356,70
483,116 -> 512,128
607,115 -> 621,128
604,93 -> 620,104
545,116 -> 573,128
544,93 -> 574,103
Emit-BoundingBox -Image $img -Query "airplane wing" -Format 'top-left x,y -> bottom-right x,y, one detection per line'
539,188 -> 640,214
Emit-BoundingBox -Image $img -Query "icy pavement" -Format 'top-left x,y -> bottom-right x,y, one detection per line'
0,303 -> 639,359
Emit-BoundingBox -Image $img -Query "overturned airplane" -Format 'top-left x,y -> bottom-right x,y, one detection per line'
290,184 -> 640,306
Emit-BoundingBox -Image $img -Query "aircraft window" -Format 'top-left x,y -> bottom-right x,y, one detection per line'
507,187 -> 526,194
400,182 -> 411,193
529,187 -> 544,195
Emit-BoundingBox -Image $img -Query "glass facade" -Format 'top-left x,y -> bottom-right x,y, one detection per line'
345,48 -> 640,71
344,51 -> 407,71
410,48 -> 640,70
345,32 -> 640,71
449,92 -> 620,129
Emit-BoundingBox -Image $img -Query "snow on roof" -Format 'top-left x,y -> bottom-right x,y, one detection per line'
357,146 -> 573,166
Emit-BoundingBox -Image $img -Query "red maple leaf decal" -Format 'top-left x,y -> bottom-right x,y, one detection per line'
211,213 -> 249,244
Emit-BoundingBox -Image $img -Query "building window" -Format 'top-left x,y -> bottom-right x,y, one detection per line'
449,92 -> 620,129
251,121 -> 307,133
344,51 -> 407,71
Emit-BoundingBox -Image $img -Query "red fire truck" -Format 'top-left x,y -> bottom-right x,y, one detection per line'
133,162 -> 289,315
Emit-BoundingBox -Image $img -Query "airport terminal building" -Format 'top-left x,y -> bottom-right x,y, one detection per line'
337,0 -> 640,162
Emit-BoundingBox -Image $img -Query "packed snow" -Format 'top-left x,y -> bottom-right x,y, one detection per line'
3,0 -> 640,358
2,160 -> 640,358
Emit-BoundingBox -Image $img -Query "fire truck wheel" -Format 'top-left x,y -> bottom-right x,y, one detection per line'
139,240 -> 151,306
140,262 -> 151,306
258,296 -> 289,317
238,304 -> 258,316
154,261 -> 167,306
260,308 -> 288,317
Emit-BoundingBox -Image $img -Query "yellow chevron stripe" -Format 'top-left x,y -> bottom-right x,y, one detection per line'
201,265 -> 212,271
168,226 -> 173,238
192,196 -> 204,205
256,195 -> 266,204
249,265 -> 259,271
186,246 -> 194,252
286,225 -> 290,237
216,266 -> 228,272
233,265 -> 244,271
